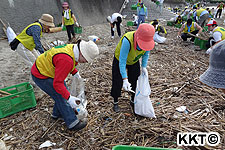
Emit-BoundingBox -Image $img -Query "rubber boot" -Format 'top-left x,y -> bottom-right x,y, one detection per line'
113,102 -> 120,112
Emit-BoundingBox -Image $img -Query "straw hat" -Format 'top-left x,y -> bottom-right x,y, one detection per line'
200,40 -> 225,89
80,40 -> 99,62
39,14 -> 55,28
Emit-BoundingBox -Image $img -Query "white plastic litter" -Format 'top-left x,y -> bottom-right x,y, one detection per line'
88,35 -> 100,43
70,76 -> 88,121
50,40 -> 65,47
39,140 -> 56,149
176,106 -> 188,114
0,140 -> 8,150
154,33 -> 166,43
134,74 -> 156,118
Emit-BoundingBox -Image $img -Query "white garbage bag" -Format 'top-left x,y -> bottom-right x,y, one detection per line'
154,33 -> 166,43
6,27 -> 16,43
70,75 -> 88,121
134,73 -> 156,118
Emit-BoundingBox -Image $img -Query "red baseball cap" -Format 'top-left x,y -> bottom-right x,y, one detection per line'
134,23 -> 155,51
206,20 -> 217,26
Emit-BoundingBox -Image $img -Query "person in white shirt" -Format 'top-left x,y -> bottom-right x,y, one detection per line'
206,19 -> 225,49
107,13 -> 123,39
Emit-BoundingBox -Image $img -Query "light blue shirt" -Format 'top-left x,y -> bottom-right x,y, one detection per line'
137,7 -> 148,16
119,38 -> 150,79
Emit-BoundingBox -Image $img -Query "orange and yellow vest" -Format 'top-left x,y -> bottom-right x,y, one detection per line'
35,44 -> 76,78
115,31 -> 146,65
63,9 -> 74,26
16,22 -> 43,51
183,22 -> 195,33
213,27 -> 225,40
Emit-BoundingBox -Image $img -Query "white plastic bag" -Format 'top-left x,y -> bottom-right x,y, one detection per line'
70,76 -> 88,121
6,27 -> 16,43
134,74 -> 156,118
153,33 -> 166,43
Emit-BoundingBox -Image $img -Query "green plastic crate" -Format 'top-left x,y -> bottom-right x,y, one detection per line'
0,82 -> 36,118
112,145 -> 182,150
131,4 -> 137,10
167,21 -> 174,26
199,40 -> 207,50
127,21 -> 134,26
194,38 -> 201,46
155,1 -> 160,5
75,26 -> 82,34
174,24 -> 182,28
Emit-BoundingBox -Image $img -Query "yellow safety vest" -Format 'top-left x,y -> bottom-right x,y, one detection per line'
219,4 -> 224,9
150,22 -> 167,34
183,22 -> 195,33
213,27 -> 225,40
16,22 -> 43,51
35,44 -> 76,78
63,9 -> 74,26
196,8 -> 206,17
115,31 -> 146,65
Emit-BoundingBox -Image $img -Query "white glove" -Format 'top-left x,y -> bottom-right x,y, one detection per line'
142,67 -> 148,75
74,71 -> 81,78
120,24 -> 124,27
196,33 -> 199,37
61,24 -> 64,28
68,95 -> 81,109
75,22 -> 79,27
112,27 -> 116,31
177,35 -> 181,39
145,16 -> 148,19
206,48 -> 212,54
123,79 -> 132,91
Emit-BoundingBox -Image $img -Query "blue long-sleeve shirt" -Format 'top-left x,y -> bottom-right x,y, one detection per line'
119,38 -> 150,79
26,23 -> 44,54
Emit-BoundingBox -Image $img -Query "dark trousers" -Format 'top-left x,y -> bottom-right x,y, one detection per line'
206,37 -> 216,49
111,21 -> 121,37
216,9 -> 222,18
111,57 -> 140,103
181,30 -> 198,41
66,24 -> 75,41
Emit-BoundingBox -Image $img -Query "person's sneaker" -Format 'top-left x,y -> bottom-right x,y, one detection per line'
111,36 -> 114,39
70,121 -> 87,131
113,103 -> 120,112
51,114 -> 63,121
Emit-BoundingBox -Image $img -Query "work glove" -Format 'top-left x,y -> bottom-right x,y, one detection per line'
123,79 -> 132,91
61,24 -> 64,28
112,27 -> 116,31
196,33 -> 199,37
206,47 -> 212,54
145,16 -> 148,19
75,22 -> 79,27
74,71 -> 81,78
177,35 -> 181,39
68,95 -> 81,109
142,67 -> 148,76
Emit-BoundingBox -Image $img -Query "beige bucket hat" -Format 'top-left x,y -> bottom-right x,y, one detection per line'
80,40 -> 99,62
39,14 -> 55,28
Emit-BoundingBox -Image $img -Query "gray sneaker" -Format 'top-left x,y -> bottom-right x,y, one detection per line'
70,121 -> 87,131
113,104 -> 120,112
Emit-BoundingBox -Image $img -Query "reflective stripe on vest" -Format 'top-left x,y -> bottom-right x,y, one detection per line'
196,8 -> 206,17
35,44 -> 76,78
115,31 -> 146,65
63,9 -> 74,26
183,22 -> 195,33
213,27 -> 225,40
16,22 -> 43,51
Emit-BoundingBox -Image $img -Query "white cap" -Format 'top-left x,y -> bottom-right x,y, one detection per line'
80,40 -> 99,62
106,16 -> 111,22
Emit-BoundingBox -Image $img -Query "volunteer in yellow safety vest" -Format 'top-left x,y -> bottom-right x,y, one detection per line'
193,7 -> 209,27
111,23 -> 155,112
9,14 -> 55,67
61,2 -> 79,42
216,2 -> 225,18
205,20 -> 225,52
31,40 -> 99,131
177,19 -> 202,42
137,3 -> 148,28
150,20 -> 167,37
